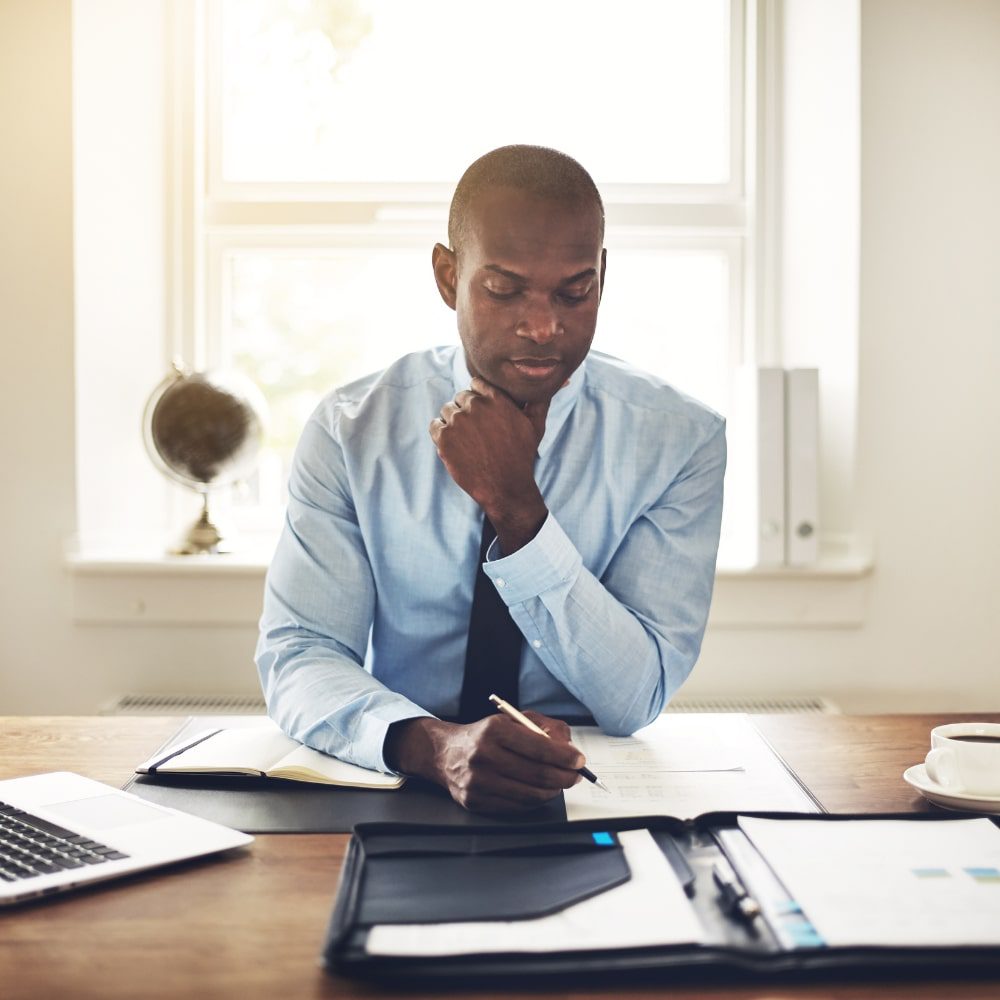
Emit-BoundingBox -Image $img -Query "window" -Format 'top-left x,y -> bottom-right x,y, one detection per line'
74,0 -> 866,631
168,0 -> 752,533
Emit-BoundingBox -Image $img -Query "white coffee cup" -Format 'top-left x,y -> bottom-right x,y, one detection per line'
924,722 -> 1000,796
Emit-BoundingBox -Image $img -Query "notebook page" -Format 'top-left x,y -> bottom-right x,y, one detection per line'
162,724 -> 299,773
271,743 -> 403,787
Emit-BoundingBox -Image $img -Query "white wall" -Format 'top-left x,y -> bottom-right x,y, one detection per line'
0,1 -> 257,712
855,0 -> 1000,704
696,0 -> 1000,710
0,0 -> 80,710
1,0 -> 998,714
779,0 -> 860,542
74,0 -> 170,552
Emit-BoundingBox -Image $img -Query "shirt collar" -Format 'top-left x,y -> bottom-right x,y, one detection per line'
449,347 -> 586,458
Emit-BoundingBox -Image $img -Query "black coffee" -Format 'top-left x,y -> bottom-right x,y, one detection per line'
951,735 -> 1000,744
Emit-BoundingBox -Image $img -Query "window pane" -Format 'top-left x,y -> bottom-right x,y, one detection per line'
220,0 -> 731,186
226,245 -> 731,513
226,250 -> 456,508
228,248 -> 453,443
593,249 -> 731,415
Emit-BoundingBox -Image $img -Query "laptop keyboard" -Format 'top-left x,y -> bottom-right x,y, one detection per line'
0,800 -> 129,881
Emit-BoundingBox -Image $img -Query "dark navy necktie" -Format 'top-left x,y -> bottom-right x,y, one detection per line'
457,516 -> 522,723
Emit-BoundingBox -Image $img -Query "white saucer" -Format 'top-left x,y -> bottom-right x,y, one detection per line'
903,763 -> 1000,814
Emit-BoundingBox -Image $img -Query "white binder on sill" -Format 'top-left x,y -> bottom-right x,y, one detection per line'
784,368 -> 819,566
725,366 -> 786,567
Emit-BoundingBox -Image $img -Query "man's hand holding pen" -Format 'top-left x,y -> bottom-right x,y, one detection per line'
384,711 -> 586,814
490,694 -> 610,793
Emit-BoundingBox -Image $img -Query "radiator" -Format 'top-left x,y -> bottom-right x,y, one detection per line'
104,693 -> 840,716
103,693 -> 268,715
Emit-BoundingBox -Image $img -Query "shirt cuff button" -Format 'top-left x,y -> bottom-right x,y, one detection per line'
532,639 -> 542,649
495,578 -> 506,588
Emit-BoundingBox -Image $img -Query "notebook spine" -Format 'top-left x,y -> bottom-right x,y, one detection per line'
139,729 -> 224,772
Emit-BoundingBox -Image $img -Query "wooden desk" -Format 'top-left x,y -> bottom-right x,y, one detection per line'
1,713 -> 998,1000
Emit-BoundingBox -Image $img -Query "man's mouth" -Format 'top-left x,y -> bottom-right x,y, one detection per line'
509,358 -> 560,379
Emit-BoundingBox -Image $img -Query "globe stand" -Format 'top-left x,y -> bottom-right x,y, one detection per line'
143,364 -> 267,558
172,493 -> 230,556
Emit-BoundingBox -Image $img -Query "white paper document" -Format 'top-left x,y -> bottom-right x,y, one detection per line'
364,829 -> 707,957
739,816 -> 1000,947
565,714 -> 817,821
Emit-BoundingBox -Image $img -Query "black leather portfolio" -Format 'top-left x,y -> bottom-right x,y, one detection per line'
355,827 -> 631,925
322,812 -> 1000,986
123,770 -> 566,832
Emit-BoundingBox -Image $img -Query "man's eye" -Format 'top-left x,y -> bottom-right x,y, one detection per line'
558,287 -> 592,305
484,286 -> 521,300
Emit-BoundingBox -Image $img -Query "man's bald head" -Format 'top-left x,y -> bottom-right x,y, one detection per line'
447,145 -> 605,257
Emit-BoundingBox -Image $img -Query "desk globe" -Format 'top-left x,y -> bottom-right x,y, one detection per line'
143,364 -> 268,554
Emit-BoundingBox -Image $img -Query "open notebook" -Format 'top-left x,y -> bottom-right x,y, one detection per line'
136,718 -> 403,790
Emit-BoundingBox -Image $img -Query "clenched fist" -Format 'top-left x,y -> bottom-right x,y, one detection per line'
430,376 -> 550,554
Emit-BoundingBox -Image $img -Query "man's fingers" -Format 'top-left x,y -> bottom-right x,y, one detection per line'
469,376 -> 496,399
488,716 -> 584,770
439,400 -> 462,422
441,716 -> 586,814
469,737 -> 580,792
462,743 -> 580,807
520,396 -> 552,443
498,757 -> 582,791
522,710 -> 572,743
429,397 -> 467,443
469,377 -> 529,416
453,389 -> 479,409
461,773 -> 572,814
434,391 -> 482,431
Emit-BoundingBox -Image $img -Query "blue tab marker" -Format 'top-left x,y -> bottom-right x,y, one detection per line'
592,831 -> 614,846
911,868 -> 951,879
964,867 -> 1000,883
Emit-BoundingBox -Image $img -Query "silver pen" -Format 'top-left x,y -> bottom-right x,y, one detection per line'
712,855 -> 762,924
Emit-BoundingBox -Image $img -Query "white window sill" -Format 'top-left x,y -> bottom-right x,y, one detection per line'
67,544 -> 873,629
67,545 -> 271,627
711,552 -> 872,627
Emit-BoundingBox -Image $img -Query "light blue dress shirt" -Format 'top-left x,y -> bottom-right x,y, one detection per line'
256,346 -> 726,773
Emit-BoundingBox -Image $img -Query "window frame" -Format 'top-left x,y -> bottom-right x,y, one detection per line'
168,0 -> 763,531
71,0 -> 873,629
167,0 -> 758,356
202,0 -> 747,209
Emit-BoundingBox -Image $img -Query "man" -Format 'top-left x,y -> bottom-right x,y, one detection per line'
256,145 -> 726,814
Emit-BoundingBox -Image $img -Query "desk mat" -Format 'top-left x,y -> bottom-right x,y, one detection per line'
122,716 -> 567,833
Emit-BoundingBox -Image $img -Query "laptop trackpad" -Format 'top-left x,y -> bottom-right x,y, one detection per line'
45,793 -> 169,830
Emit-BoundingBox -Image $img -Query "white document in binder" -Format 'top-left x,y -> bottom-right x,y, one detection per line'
784,368 -> 820,566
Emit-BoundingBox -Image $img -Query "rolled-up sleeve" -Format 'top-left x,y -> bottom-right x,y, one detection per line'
255,408 -> 432,773
483,419 -> 726,735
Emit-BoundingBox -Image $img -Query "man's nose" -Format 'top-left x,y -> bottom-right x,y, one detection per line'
515,297 -> 563,344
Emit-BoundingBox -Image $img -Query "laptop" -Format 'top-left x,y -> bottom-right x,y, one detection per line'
0,771 -> 253,905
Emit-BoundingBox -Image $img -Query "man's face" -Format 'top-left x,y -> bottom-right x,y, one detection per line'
436,186 -> 606,406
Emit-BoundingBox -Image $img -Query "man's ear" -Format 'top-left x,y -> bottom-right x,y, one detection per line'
432,243 -> 458,310
598,247 -> 607,303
